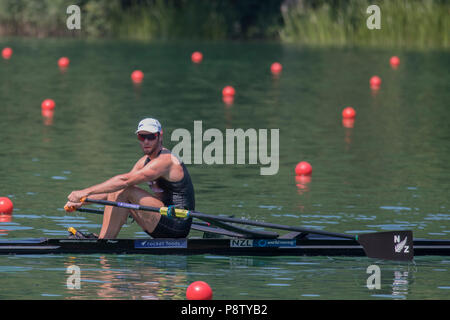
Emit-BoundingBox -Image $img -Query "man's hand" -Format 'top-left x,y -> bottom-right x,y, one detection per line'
68,190 -> 89,203
64,190 -> 89,212
64,200 -> 83,212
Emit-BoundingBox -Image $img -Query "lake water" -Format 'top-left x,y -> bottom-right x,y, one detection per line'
0,39 -> 449,300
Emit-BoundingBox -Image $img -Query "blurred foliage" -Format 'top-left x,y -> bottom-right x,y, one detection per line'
0,0 -> 284,39
281,0 -> 449,48
113,0 -> 284,40
0,0 -> 447,48
0,0 -> 70,36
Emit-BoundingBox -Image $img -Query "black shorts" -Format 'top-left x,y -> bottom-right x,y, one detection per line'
147,215 -> 192,238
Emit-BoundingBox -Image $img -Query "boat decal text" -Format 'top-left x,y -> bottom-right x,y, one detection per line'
134,239 -> 187,249
230,239 -> 296,248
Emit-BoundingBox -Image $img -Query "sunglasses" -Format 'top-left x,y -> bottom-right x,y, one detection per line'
137,133 -> 159,141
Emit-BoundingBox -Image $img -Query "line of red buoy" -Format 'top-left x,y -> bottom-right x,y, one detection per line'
271,62 -> 282,76
0,197 -> 14,215
191,51 -> 203,64
390,56 -> 400,69
186,281 -> 213,300
2,47 -> 13,59
58,57 -> 70,69
131,70 -> 144,84
3,43 -> 403,248
295,56 -> 400,185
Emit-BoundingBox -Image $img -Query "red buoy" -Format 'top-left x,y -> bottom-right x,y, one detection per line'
342,107 -> 356,119
370,76 -> 381,89
41,99 -> 55,111
131,70 -> 144,84
270,62 -> 282,75
295,161 -> 312,176
58,57 -> 70,68
186,281 -> 213,300
2,47 -> 12,60
390,56 -> 400,68
191,51 -> 203,64
0,197 -> 13,215
222,86 -> 235,97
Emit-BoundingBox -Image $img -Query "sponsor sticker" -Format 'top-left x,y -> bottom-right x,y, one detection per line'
230,239 -> 296,248
117,202 -> 140,209
135,239 -> 187,249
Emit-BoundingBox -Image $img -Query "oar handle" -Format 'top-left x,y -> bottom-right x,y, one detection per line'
64,205 -> 75,212
64,197 -> 88,212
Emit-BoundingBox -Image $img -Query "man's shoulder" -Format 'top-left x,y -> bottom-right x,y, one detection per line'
158,148 -> 182,166
136,155 -> 149,164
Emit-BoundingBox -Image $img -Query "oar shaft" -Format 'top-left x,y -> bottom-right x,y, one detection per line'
76,207 -> 104,215
82,198 -> 161,212
80,198 -> 191,218
190,211 -> 355,239
81,197 -> 355,240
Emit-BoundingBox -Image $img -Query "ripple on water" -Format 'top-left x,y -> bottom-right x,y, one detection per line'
51,176 -> 68,180
379,206 -> 412,211
425,214 -> 450,221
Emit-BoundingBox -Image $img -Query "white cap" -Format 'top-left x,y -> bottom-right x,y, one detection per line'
135,118 -> 162,134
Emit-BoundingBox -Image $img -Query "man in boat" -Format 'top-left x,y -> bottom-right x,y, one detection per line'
64,118 -> 195,239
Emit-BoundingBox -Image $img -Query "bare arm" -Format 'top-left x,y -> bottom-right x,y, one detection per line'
66,156 -> 171,203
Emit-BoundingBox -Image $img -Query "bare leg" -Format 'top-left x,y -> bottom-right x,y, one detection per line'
98,186 -> 164,239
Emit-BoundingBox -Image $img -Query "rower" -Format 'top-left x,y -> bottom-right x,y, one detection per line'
64,118 -> 195,239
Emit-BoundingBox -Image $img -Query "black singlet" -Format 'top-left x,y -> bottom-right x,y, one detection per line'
144,153 -> 195,238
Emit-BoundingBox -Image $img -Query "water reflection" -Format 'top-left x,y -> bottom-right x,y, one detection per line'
63,255 -> 188,300
0,214 -> 12,223
224,101 -> 234,129
371,264 -> 418,299
222,95 -> 234,107
370,86 -> 380,97
342,119 -> 354,149
41,109 -> 54,126
342,118 -> 354,129
133,82 -> 142,98
0,252 -> 446,299
0,214 -> 13,235
295,176 -> 311,195
391,270 -> 411,298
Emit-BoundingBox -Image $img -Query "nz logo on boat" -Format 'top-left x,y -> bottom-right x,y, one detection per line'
394,234 -> 410,254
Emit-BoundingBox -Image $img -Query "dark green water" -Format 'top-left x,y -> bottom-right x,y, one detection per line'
0,39 -> 449,299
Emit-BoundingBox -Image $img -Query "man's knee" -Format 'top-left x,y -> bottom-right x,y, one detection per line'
107,186 -> 138,201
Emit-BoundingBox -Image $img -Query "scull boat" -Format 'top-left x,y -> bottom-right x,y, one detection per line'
0,222 -> 448,257
3,198 -> 447,260
0,233 -> 448,257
